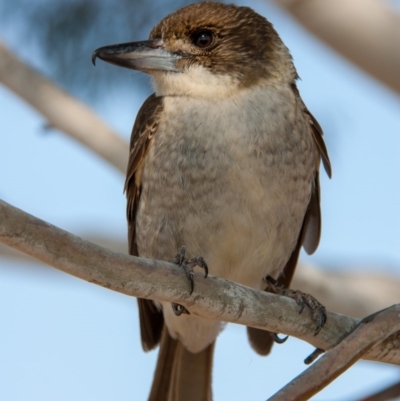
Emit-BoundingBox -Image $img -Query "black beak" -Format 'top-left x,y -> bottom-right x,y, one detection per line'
92,39 -> 180,72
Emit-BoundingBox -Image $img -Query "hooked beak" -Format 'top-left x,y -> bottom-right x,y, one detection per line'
92,39 -> 180,73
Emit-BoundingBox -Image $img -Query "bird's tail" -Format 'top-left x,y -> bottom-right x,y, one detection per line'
148,327 -> 215,401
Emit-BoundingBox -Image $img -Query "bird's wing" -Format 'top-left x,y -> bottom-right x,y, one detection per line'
301,106 -> 331,255
125,93 -> 165,351
306,109 -> 332,179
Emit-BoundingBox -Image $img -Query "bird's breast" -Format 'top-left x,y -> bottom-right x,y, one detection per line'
136,85 -> 318,289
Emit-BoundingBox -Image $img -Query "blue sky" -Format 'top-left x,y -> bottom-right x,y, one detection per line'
0,0 -> 399,400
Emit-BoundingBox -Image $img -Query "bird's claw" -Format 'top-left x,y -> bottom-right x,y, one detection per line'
187,256 -> 208,278
172,246 -> 208,294
266,275 -> 327,336
270,332 -> 289,344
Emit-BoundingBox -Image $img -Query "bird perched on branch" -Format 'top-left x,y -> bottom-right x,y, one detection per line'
93,2 -> 331,400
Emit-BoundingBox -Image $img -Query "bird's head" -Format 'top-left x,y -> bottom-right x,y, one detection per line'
92,2 -> 296,98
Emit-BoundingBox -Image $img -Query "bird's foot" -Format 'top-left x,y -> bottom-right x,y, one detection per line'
171,246 -> 208,294
266,275 -> 327,336
170,246 -> 208,316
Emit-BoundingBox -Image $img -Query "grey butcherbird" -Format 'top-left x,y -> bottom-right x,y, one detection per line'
93,2 -> 331,401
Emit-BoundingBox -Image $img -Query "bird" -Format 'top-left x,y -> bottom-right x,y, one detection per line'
92,2 -> 331,400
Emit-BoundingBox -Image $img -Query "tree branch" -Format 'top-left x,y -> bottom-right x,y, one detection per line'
1,199 -> 399,366
0,41 -> 129,173
269,306 -> 400,400
2,238 -> 399,319
272,0 -> 400,94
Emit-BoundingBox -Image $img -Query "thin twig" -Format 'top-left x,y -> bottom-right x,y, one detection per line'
268,307 -> 400,400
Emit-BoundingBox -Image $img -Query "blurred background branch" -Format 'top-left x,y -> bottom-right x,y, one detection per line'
0,0 -> 190,98
272,0 -> 400,94
0,42 -> 128,172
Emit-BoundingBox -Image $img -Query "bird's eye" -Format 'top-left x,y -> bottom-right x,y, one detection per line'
193,31 -> 214,49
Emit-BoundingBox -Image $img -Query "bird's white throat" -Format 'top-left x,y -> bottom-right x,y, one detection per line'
152,64 -> 240,98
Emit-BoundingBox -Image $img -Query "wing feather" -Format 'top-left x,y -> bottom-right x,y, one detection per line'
125,93 -> 164,351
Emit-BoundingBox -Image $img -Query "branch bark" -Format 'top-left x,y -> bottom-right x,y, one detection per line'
1,199 -> 399,366
0,41 -> 129,173
2,238 -> 399,319
269,306 -> 400,400
272,0 -> 400,94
